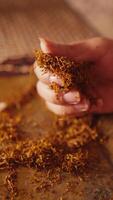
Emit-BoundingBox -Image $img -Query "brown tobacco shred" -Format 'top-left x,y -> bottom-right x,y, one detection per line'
35,50 -> 96,103
34,168 -> 62,192
0,112 -> 97,171
5,168 -> 17,200
62,150 -> 88,172
0,113 -> 21,143
0,111 -> 99,197
93,188 -> 112,200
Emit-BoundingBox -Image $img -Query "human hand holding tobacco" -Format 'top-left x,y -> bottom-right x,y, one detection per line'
34,37 -> 113,116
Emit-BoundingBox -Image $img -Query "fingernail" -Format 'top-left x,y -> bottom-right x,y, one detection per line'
39,37 -> 45,44
39,38 -> 45,51
49,75 -> 63,86
39,38 -> 48,53
0,102 -> 7,111
63,91 -> 80,104
74,100 -> 89,112
34,66 -> 50,81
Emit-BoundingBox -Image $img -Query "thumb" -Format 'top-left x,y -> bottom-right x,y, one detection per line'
39,37 -> 77,57
39,37 -> 106,61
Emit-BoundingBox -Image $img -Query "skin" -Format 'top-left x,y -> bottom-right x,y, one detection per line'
34,37 -> 113,116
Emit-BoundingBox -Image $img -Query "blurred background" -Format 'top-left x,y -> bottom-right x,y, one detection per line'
0,0 -> 113,63
0,0 -> 113,65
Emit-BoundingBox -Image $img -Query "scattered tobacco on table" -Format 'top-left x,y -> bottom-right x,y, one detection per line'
0,51 -> 105,199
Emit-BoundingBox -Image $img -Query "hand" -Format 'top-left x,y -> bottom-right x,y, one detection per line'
34,37 -> 113,116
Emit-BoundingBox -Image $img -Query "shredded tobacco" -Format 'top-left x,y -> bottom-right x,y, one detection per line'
94,188 -> 112,200
33,168 -> 62,192
0,113 -> 97,171
5,168 -> 17,200
35,50 -> 97,103
0,112 -> 21,143
0,51 -> 102,198
0,111 -> 99,198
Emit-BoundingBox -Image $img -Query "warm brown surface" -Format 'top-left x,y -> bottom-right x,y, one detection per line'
0,73 -> 36,106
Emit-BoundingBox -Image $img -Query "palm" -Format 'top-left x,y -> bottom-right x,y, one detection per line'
88,43 -> 113,113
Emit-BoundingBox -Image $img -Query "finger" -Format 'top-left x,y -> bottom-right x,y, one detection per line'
34,61 -> 63,86
46,100 -> 89,116
89,82 -> 113,113
37,81 -> 81,105
34,61 -> 50,84
0,102 -> 7,112
39,37 -> 108,61
37,81 -> 63,104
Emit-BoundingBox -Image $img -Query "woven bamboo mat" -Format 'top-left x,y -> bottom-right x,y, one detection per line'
0,0 -> 98,63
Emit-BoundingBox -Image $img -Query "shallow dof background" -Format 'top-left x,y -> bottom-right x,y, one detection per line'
66,0 -> 113,38
0,0 -> 113,62
0,0 -> 113,63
